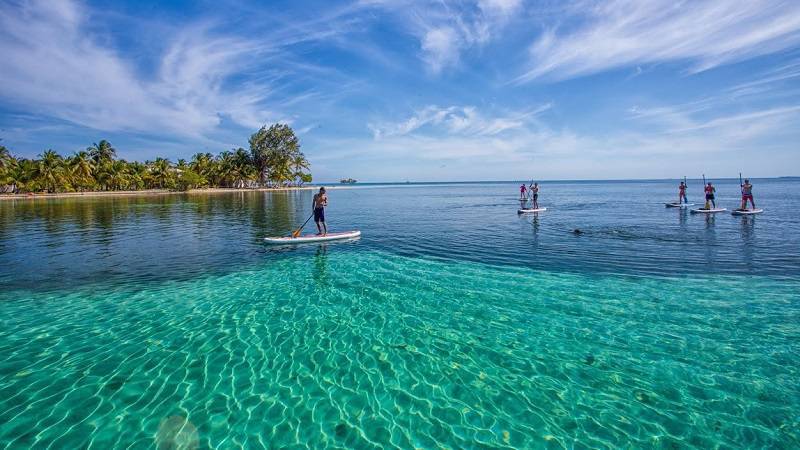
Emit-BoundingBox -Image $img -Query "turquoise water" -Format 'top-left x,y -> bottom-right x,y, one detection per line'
1,180 -> 799,448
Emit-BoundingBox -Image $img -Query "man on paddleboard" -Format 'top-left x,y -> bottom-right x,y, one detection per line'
740,179 -> 756,210
313,187 -> 328,236
678,181 -> 688,204
704,182 -> 716,209
530,182 -> 540,209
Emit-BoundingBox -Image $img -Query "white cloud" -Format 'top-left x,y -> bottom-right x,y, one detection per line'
726,59 -> 800,99
478,0 -> 523,17
421,27 -> 462,74
365,0 -> 522,73
368,103 -> 552,139
0,0 -> 365,143
0,0 -> 276,137
516,0 -> 800,82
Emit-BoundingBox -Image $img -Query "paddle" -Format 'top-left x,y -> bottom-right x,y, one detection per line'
703,174 -> 709,209
291,212 -> 314,238
739,172 -> 744,210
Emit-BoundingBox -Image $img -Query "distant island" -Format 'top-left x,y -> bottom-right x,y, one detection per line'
0,123 -> 311,195
340,178 -> 357,184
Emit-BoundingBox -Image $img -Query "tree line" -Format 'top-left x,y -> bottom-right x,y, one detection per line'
0,124 -> 311,193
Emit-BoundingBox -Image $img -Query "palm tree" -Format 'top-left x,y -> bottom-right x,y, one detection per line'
149,157 -> 173,189
234,147 -> 256,187
108,160 -> 131,190
67,151 -> 95,191
128,161 -> 148,190
215,151 -> 235,187
94,160 -> 113,191
0,145 -> 19,193
190,152 -> 214,186
4,159 -> 36,192
0,145 -> 11,171
87,140 -> 117,165
291,154 -> 310,186
36,149 -> 66,192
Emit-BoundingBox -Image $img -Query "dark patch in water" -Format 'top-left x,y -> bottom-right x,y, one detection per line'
584,355 -> 595,365
335,423 -> 348,438
105,376 -> 126,392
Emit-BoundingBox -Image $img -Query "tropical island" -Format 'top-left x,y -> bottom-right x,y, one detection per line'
0,123 -> 311,196
339,178 -> 357,184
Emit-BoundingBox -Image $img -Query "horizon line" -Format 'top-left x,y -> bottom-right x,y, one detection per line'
314,175 -> 799,185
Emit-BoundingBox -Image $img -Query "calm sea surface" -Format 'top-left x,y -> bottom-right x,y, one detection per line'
1,179 -> 799,448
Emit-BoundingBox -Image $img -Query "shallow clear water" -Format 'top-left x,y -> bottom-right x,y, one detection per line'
1,179 -> 799,448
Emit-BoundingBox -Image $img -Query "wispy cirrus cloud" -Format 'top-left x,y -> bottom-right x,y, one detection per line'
0,1 -> 266,137
726,58 -> 800,99
629,101 -> 800,146
516,0 -> 800,82
0,0 -> 362,144
368,103 -> 551,139
363,0 -> 522,73
628,58 -> 800,138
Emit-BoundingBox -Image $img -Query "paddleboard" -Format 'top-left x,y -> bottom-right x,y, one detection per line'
731,208 -> 764,215
690,208 -> 727,214
518,208 -> 547,214
264,230 -> 361,244
665,202 -> 695,208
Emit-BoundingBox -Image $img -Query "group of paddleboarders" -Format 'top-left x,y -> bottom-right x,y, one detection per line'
676,179 -> 756,211
277,177 -> 762,242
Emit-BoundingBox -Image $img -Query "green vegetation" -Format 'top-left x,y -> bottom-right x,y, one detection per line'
0,124 -> 311,194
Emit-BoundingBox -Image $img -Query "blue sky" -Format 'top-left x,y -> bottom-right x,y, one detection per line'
1,0 -> 799,182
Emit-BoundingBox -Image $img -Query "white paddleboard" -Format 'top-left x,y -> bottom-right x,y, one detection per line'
690,208 -> 727,214
665,202 -> 695,208
731,208 -> 764,215
264,230 -> 361,244
518,208 -> 547,214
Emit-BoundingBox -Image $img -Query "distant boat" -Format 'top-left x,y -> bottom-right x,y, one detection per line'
340,178 -> 357,184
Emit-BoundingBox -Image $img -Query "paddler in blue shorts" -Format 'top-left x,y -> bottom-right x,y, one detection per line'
313,187 -> 328,236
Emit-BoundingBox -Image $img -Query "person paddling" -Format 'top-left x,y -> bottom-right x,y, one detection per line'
704,182 -> 716,209
740,179 -> 756,210
530,182 -> 540,209
678,181 -> 688,204
519,184 -> 527,201
312,187 -> 328,236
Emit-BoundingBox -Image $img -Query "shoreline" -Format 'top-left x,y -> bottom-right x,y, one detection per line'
0,186 -> 318,201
